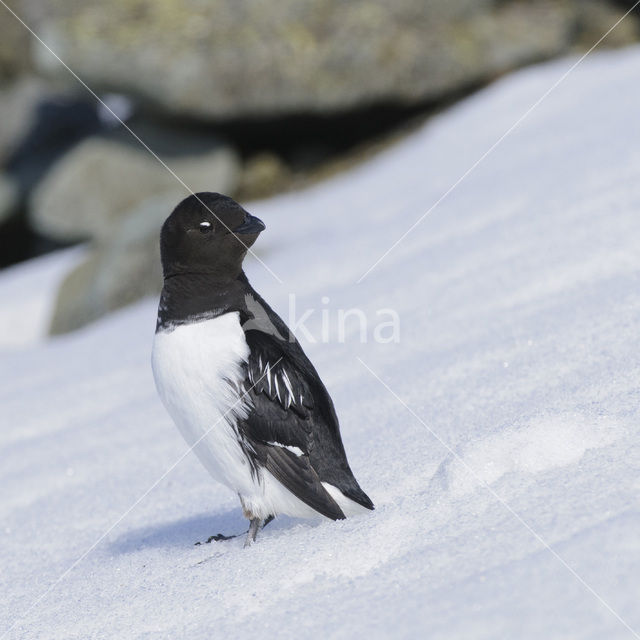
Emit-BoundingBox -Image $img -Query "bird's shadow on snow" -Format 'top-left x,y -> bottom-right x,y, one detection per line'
107,508 -> 309,555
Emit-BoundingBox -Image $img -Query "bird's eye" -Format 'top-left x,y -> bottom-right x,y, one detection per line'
199,221 -> 212,234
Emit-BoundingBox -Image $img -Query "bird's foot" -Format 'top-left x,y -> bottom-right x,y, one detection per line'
194,532 -> 239,545
194,515 -> 274,546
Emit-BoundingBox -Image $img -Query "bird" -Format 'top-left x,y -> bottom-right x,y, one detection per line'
151,192 -> 374,546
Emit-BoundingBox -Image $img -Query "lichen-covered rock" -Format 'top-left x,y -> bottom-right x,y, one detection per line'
31,0 -> 587,119
29,137 -> 240,242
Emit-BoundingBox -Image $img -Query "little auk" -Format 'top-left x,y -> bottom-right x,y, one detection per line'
151,192 -> 373,546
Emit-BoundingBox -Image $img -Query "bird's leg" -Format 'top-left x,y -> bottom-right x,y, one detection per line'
244,517 -> 262,547
243,515 -> 275,547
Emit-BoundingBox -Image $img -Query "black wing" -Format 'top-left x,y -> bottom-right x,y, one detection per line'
239,324 -> 374,520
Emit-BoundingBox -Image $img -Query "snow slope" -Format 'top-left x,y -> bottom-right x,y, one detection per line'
3,46 -> 640,639
0,247 -> 85,349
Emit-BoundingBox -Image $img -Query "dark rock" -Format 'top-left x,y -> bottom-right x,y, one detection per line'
0,174 -> 18,224
573,1 -> 640,49
6,94 -> 103,195
0,76 -> 52,168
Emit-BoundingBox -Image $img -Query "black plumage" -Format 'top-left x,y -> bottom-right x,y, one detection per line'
240,290 -> 374,516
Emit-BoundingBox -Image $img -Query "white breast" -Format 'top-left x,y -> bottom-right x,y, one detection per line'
151,312 -> 256,495
151,312 -> 338,520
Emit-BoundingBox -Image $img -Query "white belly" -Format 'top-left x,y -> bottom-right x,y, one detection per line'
152,313 -> 256,496
151,312 -> 325,520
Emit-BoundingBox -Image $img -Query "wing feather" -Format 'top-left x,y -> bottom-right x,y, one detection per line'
239,327 -> 374,515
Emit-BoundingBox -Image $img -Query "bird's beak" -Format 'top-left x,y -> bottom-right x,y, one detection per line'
234,214 -> 266,235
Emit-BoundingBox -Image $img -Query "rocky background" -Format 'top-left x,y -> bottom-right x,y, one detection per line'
0,0 -> 638,334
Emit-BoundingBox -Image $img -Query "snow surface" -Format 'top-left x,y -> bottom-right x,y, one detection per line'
3,46 -> 640,639
0,247 -> 85,349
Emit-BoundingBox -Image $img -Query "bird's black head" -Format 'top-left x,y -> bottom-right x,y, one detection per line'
160,192 -> 265,280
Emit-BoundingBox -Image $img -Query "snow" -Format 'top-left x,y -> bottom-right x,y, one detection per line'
3,46 -> 640,639
0,247 -> 85,349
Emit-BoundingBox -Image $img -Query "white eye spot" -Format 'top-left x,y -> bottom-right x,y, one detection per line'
199,221 -> 212,234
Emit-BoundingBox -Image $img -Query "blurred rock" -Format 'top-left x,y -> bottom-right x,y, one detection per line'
0,174 -> 19,224
609,0 -> 640,9
237,153 -> 291,200
49,194 -> 168,334
6,95 -> 103,195
0,0 -> 32,81
105,114 -> 227,158
12,0 -> 638,333
32,0 -> 585,119
574,1 -> 640,49
0,76 -> 52,167
30,137 -> 240,242
44,133 -> 240,334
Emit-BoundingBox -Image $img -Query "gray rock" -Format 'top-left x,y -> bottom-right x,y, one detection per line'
49,194 -> 169,335
0,0 -> 32,81
30,136 -> 240,242
31,0 -> 589,119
